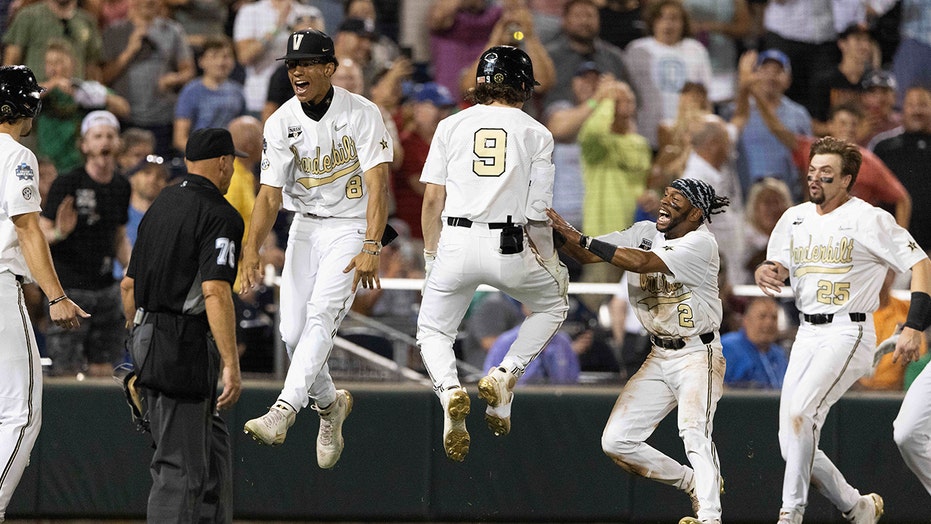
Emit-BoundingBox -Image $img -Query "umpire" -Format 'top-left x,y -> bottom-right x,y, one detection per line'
120,128 -> 245,523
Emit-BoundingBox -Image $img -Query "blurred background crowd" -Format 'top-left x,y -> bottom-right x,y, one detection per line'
3,0 -> 929,393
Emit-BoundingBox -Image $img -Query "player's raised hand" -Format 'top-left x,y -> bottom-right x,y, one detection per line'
344,249 -> 381,292
239,247 -> 263,294
754,261 -> 785,296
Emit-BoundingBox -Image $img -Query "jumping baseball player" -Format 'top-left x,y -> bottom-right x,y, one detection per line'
548,178 -> 729,524
417,45 -> 569,462
892,326 -> 931,499
239,29 -> 392,469
0,65 -> 87,522
756,136 -> 931,523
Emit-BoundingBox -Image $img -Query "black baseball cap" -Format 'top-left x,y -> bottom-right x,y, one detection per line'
277,29 -> 336,62
862,69 -> 897,90
185,128 -> 247,161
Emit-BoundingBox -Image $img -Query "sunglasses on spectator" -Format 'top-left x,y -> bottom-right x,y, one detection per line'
285,58 -> 327,69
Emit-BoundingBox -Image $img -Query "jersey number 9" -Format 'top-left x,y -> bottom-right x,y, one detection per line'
473,128 -> 507,177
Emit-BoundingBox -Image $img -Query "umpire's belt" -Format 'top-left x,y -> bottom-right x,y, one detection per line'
650,332 -> 715,350
447,217 -> 510,229
803,312 -> 867,324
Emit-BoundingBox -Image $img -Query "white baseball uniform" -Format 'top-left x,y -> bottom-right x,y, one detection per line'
766,197 -> 927,514
894,361 -> 931,496
598,221 -> 725,522
416,103 -> 569,392
261,87 -> 392,410
0,134 -> 43,520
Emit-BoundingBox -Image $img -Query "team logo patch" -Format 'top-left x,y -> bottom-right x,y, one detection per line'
287,126 -> 303,139
15,162 -> 35,181
21,187 -> 33,200
261,158 -> 270,170
493,73 -> 505,84
638,238 -> 652,250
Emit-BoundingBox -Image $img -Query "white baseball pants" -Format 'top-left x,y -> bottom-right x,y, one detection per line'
894,360 -> 931,495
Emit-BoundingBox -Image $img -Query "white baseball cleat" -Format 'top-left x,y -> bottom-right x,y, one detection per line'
778,509 -> 803,524
678,518 -> 720,524
441,387 -> 471,462
314,389 -> 353,469
243,401 -> 296,446
478,367 -> 516,436
843,493 -> 884,523
874,329 -> 901,367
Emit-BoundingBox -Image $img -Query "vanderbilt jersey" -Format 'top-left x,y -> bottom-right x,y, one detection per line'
0,135 -> 42,281
420,104 -> 555,224
261,86 -> 393,218
768,197 -> 927,314
601,222 -> 723,337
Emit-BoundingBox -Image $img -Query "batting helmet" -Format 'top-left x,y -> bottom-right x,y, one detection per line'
476,45 -> 539,100
0,65 -> 44,123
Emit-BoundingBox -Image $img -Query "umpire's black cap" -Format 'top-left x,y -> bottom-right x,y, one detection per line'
277,29 -> 336,62
186,128 -> 247,161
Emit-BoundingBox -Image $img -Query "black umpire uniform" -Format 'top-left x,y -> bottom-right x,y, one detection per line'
122,128 -> 245,523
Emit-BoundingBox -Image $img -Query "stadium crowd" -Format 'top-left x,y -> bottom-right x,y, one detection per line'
2,0 -> 930,391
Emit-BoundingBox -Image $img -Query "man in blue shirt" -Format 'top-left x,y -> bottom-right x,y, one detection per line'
722,296 -> 788,389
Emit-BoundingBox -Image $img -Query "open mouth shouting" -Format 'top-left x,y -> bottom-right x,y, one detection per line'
657,207 -> 671,229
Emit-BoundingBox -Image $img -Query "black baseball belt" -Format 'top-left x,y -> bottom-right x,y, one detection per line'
803,312 -> 867,324
650,332 -> 715,350
447,217 -> 510,229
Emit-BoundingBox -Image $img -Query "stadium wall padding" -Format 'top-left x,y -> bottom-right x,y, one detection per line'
8,382 -> 929,522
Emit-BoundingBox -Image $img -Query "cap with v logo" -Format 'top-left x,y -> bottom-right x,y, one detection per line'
277,29 -> 336,62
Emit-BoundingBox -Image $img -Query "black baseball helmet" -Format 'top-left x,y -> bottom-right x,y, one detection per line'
0,65 -> 44,123
476,45 -> 539,100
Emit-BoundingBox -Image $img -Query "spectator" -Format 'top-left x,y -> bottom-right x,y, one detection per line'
427,0 -> 502,100
859,269 -> 927,391
725,49 -> 811,201
460,291 -> 524,374
116,127 -> 156,172
653,81 -> 712,185
597,0 -> 645,50
392,82 -> 456,240
624,0 -> 712,149
39,110 -> 131,377
721,296 -> 788,389
484,304 -> 580,385
808,22 -> 874,136
681,114 -> 748,284
101,0 -> 196,157
760,0 -> 839,113
164,0 -> 228,52
112,154 -> 167,280
742,177 -> 792,274
542,0 -> 633,110
859,69 -> 901,147
887,0 -> 931,105
173,35 -> 246,153
527,0 -> 566,45
333,17 -> 381,92
344,0 -> 401,70
458,0 -> 557,109
233,0 -> 323,115
544,61 -> 603,238
872,86 -> 931,250
577,79 -> 652,307
683,0 -> 752,105
2,0 -> 103,82
37,38 -> 129,174
329,56 -> 364,95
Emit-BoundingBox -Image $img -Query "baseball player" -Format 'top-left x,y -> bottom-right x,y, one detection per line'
892,323 -> 931,498
0,65 -> 87,522
548,178 -> 729,524
755,136 -> 931,523
239,29 -> 392,469
417,45 -> 569,462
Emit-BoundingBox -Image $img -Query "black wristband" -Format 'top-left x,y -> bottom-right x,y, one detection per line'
587,238 -> 616,263
905,291 -> 931,332
48,295 -> 68,306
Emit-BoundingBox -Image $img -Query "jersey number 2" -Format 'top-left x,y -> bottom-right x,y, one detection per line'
473,128 -> 507,177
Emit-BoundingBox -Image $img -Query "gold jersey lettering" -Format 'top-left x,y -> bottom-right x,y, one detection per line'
296,136 -> 361,189
790,235 -> 855,277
